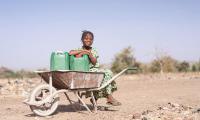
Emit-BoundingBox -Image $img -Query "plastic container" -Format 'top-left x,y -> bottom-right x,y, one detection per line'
50,51 -> 69,71
70,54 -> 89,71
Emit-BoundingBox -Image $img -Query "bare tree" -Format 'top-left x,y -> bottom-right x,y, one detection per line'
154,47 -> 168,74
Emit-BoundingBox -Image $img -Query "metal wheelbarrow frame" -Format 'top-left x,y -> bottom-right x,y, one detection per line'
23,67 -> 137,116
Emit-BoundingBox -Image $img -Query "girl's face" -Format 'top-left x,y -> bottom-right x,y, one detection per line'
82,34 -> 93,47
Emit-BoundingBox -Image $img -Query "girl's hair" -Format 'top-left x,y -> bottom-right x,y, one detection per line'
81,30 -> 94,41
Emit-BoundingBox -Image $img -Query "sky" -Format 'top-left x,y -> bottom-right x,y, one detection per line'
0,0 -> 200,70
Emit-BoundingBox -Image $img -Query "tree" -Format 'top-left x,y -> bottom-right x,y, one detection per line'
192,64 -> 197,72
149,59 -> 162,73
149,56 -> 178,73
176,61 -> 190,72
153,48 -> 168,74
198,59 -> 200,71
192,59 -> 200,72
111,46 -> 136,73
152,48 -> 179,73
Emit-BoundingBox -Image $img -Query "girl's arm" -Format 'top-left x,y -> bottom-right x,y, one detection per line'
69,50 -> 82,55
69,50 -> 97,65
87,52 -> 97,65
79,50 -> 97,65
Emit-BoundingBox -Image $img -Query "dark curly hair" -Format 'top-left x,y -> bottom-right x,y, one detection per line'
81,30 -> 94,41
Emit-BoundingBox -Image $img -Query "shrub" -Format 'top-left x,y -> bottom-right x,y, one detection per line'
149,56 -> 178,73
0,67 -> 38,79
176,61 -> 190,72
111,46 -> 136,73
191,64 -> 197,72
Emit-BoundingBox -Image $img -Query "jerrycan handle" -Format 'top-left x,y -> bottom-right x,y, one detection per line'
55,51 -> 64,54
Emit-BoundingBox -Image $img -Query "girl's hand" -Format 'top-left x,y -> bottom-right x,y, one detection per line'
75,50 -> 91,58
80,50 -> 91,55
76,50 -> 97,65
81,50 -> 91,54
75,53 -> 83,58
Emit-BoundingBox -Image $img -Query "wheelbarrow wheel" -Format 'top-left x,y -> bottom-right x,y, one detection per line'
29,84 -> 59,116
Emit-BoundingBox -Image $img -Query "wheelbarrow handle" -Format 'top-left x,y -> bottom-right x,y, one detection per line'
127,67 -> 138,70
90,67 -> 137,91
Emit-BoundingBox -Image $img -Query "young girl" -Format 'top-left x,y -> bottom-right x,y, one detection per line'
69,30 -> 121,106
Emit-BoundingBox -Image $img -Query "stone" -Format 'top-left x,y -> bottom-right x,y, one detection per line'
132,112 -> 141,119
141,116 -> 148,120
142,110 -> 152,115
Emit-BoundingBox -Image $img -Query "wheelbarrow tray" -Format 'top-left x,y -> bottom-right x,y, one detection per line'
36,70 -> 105,90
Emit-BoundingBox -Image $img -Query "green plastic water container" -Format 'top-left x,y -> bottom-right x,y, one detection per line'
70,54 -> 89,71
50,51 -> 70,71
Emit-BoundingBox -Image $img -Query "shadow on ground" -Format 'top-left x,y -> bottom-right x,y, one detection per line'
24,103 -> 118,117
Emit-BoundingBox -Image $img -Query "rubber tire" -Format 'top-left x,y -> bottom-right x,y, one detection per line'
29,84 -> 59,116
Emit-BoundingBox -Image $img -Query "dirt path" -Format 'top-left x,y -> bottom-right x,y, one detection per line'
0,73 -> 200,120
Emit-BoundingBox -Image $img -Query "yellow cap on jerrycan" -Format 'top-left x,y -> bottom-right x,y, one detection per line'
70,54 -> 89,71
50,51 -> 69,71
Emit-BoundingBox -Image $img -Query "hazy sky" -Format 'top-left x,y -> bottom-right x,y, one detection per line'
0,0 -> 200,70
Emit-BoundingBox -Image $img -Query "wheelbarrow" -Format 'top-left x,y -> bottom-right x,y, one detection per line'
23,67 -> 137,116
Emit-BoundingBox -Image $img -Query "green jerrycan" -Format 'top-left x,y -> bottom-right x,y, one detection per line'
70,54 -> 89,71
50,51 -> 69,71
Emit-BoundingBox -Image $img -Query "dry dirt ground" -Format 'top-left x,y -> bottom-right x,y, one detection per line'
0,73 -> 200,120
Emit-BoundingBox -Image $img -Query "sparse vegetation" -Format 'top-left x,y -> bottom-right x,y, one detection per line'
0,47 -> 199,78
111,47 -> 200,74
176,61 -> 190,72
111,46 -> 136,73
0,67 -> 38,79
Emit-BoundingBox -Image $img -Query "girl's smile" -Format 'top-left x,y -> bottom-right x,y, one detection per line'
82,34 -> 93,47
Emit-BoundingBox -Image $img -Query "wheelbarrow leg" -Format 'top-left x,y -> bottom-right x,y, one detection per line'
77,91 -> 81,105
74,91 -> 92,113
91,91 -> 97,112
64,92 -> 78,112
